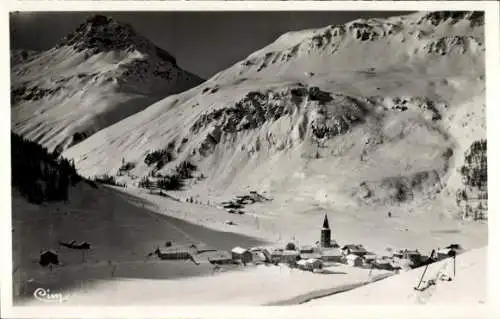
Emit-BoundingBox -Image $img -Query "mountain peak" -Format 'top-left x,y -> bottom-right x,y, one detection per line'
57,14 -> 177,65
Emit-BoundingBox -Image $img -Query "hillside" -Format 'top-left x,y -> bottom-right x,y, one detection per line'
11,14 -> 204,153
306,246 -> 486,305
62,11 -> 486,222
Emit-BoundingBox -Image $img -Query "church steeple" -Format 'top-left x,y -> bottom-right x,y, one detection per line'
322,214 -> 330,229
320,213 -> 332,248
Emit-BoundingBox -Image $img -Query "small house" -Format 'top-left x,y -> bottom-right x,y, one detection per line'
208,251 -> 233,265
307,258 -> 323,270
372,259 -> 394,270
231,247 -> 252,263
252,251 -> 268,264
342,244 -> 368,257
437,248 -> 456,261
320,248 -> 343,262
392,250 -> 404,259
281,250 -> 300,264
271,249 -> 283,263
297,259 -> 309,270
300,252 -> 322,260
297,258 -> 323,271
345,254 -> 363,267
39,250 -> 59,267
403,250 -> 423,267
446,244 -> 464,255
155,247 -> 192,260
249,247 -> 271,262
362,253 -> 377,264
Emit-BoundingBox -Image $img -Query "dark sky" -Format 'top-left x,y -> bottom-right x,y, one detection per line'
10,11 -> 411,78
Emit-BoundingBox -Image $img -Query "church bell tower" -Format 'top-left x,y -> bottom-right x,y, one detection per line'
321,214 -> 331,248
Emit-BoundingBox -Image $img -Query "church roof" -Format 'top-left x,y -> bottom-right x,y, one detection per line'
322,214 -> 330,229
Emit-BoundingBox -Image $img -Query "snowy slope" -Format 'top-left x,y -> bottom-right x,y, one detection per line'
11,182 -> 268,302
306,246 -> 486,305
63,11 -> 485,221
11,15 -> 204,152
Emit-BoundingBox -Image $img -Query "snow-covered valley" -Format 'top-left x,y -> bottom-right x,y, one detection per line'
9,10 -> 488,307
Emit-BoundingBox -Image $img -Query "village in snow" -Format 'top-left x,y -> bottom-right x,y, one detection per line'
148,214 -> 463,276
6,8 -> 491,311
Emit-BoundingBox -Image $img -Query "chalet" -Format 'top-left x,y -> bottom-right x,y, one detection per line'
392,250 -> 404,259
297,259 -> 308,270
281,250 -> 300,264
403,250 -> 423,266
300,252 -> 322,260
252,251 -> 268,264
231,247 -> 252,263
362,253 -> 377,264
39,250 -> 59,267
373,259 -> 400,271
437,248 -> 456,261
446,244 -> 464,255
342,244 -> 368,257
320,248 -> 343,262
298,258 -> 323,271
155,247 -> 192,260
345,254 -> 363,267
271,249 -> 283,263
208,251 -> 233,265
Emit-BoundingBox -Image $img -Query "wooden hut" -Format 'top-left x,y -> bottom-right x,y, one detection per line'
155,247 -> 192,260
231,247 -> 253,263
39,250 -> 59,267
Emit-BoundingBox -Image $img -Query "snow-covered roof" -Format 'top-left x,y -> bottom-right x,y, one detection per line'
321,248 -> 342,256
346,254 -> 361,260
297,260 -> 308,266
438,248 -> 452,255
306,258 -> 321,264
282,250 -> 299,256
231,246 -> 248,254
342,244 -> 366,252
208,251 -> 232,261
40,249 -> 58,255
300,253 -> 322,259
158,247 -> 190,254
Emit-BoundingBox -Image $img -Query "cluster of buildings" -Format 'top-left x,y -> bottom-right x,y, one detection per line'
226,214 -> 464,273
152,214 -> 464,274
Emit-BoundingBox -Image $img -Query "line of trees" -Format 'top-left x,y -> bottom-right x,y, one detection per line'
11,132 -> 81,204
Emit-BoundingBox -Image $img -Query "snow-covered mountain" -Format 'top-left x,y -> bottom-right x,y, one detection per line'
11,14 -> 204,153
63,11 -> 485,219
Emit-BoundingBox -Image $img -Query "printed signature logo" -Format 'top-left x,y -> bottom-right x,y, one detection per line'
33,288 -> 68,303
